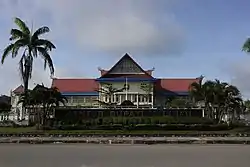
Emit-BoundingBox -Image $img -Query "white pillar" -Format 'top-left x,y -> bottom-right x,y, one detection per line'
137,93 -> 139,108
151,93 -> 154,108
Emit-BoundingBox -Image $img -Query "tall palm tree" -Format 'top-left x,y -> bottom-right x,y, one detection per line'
1,17 -> 56,96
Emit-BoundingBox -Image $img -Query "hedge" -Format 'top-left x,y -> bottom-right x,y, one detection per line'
58,116 -> 214,126
56,124 -> 230,131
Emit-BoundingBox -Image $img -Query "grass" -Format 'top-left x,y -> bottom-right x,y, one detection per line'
0,126 -> 249,135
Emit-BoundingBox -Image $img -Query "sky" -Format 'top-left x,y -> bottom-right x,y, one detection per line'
0,0 -> 250,97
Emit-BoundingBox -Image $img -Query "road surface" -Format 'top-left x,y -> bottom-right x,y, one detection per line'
0,144 -> 249,167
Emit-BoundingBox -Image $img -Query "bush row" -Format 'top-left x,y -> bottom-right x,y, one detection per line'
57,116 -> 214,126
57,124 -> 231,131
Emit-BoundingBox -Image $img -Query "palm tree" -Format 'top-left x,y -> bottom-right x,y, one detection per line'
32,84 -> 67,127
18,89 -> 38,123
190,78 -> 243,123
18,84 -> 67,128
242,38 -> 250,53
1,17 -> 56,96
189,79 -> 216,118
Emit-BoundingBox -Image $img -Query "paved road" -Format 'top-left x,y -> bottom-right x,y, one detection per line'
0,144 -> 250,167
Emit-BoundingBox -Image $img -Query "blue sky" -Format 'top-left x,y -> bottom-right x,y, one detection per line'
0,0 -> 250,97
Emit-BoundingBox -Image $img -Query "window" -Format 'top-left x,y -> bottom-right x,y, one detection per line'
72,96 -> 85,104
131,94 -> 135,102
104,95 -> 108,102
128,94 -> 132,101
121,94 -> 125,102
116,95 -> 119,103
148,95 -> 152,103
139,95 -> 144,102
134,94 -> 138,102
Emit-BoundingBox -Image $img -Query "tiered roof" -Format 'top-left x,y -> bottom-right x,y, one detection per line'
51,53 -> 200,95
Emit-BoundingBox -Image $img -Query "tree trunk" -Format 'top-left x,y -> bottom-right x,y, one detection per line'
22,59 -> 30,121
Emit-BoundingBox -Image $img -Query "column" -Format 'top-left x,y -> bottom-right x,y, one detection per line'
136,93 -> 139,108
151,93 -> 154,108
202,109 -> 205,117
70,96 -> 73,104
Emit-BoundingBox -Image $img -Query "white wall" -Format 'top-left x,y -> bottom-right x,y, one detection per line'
100,82 -> 153,94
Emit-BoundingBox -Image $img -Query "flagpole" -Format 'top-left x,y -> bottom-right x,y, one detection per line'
125,77 -> 128,100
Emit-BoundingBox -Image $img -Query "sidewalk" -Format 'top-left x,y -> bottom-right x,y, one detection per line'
1,137 -> 250,144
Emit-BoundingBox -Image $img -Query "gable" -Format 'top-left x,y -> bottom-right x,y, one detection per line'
108,53 -> 145,75
13,85 -> 24,94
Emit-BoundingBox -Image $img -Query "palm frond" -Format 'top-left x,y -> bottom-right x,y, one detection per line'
14,17 -> 30,35
1,44 -> 14,64
242,38 -> 250,52
19,53 -> 26,82
37,47 -> 54,75
32,26 -> 50,39
10,29 -> 27,41
11,39 -> 28,58
34,39 -> 56,51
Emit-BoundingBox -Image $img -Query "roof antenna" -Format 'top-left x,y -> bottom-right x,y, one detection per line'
98,67 -> 103,71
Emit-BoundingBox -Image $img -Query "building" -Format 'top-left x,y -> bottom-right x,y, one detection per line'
0,85 -> 29,123
0,95 -> 11,121
2,53 -> 202,123
52,53 -> 200,108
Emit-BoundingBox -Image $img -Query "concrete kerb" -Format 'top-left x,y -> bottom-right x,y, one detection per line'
1,137 -> 250,144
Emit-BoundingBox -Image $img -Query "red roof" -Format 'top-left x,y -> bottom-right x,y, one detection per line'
155,78 -> 200,92
52,78 -> 98,93
13,85 -> 24,94
52,78 -> 199,93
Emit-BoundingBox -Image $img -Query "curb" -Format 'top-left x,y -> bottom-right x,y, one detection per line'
1,137 -> 250,145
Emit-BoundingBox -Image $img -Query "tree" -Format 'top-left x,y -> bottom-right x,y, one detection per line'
18,84 -> 67,128
189,78 -> 243,123
242,38 -> 250,53
0,102 -> 11,113
167,97 -> 193,108
244,100 -> 250,112
189,79 -> 216,118
0,95 -> 11,113
33,85 -> 67,127
1,17 -> 56,97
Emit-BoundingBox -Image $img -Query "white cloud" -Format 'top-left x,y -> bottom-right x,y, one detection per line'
0,0 -> 185,95
226,57 -> 250,98
0,0 -> 185,56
